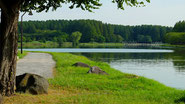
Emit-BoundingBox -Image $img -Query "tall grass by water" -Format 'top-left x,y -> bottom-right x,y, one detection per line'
49,53 -> 185,104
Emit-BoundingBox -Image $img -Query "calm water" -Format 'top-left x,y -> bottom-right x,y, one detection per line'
24,48 -> 185,89
24,48 -> 173,53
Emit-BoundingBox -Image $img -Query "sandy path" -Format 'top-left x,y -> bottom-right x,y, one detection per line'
16,52 -> 56,78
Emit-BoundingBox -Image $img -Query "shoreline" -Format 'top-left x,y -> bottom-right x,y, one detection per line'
4,51 -> 185,104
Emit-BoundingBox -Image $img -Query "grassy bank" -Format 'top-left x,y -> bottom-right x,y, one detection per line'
5,52 -> 185,104
162,44 -> 185,48
18,41 -> 124,48
18,41 -> 72,48
80,43 -> 124,48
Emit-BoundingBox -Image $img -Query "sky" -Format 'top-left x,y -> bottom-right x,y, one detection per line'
21,0 -> 185,27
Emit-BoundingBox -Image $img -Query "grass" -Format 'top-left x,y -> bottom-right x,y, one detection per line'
17,50 -> 28,59
162,44 -> 185,48
4,52 -> 185,104
18,41 -> 124,48
79,42 -> 124,48
18,41 -> 62,48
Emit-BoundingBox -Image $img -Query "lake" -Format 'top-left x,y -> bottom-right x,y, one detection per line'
24,48 -> 185,89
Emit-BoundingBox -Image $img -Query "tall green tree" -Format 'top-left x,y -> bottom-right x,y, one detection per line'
173,21 -> 185,32
144,35 -> 152,43
116,35 -> 124,43
0,0 -> 150,96
71,31 -> 82,47
56,34 -> 69,47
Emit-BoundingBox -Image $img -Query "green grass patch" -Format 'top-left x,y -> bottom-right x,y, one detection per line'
48,52 -> 185,104
18,41 -> 124,48
18,41 -> 62,48
162,44 -> 185,48
80,42 -> 124,48
17,50 -> 28,59
5,52 -> 185,104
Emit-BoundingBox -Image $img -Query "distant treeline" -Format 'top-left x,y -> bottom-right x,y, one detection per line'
18,19 -> 172,43
165,21 -> 185,45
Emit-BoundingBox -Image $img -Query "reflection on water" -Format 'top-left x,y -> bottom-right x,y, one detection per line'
82,49 -> 185,89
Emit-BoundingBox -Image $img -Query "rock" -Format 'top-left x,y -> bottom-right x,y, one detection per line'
0,95 -> 3,104
87,66 -> 108,75
73,62 -> 90,68
16,73 -> 49,95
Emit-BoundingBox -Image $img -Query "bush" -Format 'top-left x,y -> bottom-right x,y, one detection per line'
165,32 -> 185,45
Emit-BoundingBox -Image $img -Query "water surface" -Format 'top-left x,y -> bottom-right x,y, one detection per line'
82,49 -> 185,89
24,48 -> 185,89
24,48 -> 173,53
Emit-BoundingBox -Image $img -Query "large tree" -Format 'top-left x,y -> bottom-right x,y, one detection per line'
71,31 -> 82,47
0,0 -> 150,96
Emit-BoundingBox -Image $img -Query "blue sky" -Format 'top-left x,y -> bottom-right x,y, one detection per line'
21,0 -> 185,27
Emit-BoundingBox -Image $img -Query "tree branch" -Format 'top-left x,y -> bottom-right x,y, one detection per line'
16,0 -> 25,7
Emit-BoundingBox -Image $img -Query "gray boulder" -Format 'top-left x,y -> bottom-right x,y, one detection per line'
16,73 -> 49,95
73,62 -> 90,68
87,66 -> 108,75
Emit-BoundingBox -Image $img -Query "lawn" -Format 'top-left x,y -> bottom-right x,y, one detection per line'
4,52 -> 185,104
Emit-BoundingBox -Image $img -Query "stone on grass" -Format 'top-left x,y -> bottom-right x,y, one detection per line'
16,73 -> 49,95
87,66 -> 108,75
73,62 -> 90,68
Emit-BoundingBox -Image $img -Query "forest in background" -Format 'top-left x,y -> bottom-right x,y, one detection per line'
165,21 -> 185,45
18,19 -> 172,44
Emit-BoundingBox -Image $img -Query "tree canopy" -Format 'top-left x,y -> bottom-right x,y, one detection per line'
71,31 -> 82,46
165,20 -> 185,45
19,19 -> 172,43
173,21 -> 185,32
20,0 -> 150,13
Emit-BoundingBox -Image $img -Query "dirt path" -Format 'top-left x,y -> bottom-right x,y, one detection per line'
16,52 -> 56,78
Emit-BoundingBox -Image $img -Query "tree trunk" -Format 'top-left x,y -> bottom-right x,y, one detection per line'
0,7 -> 19,96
